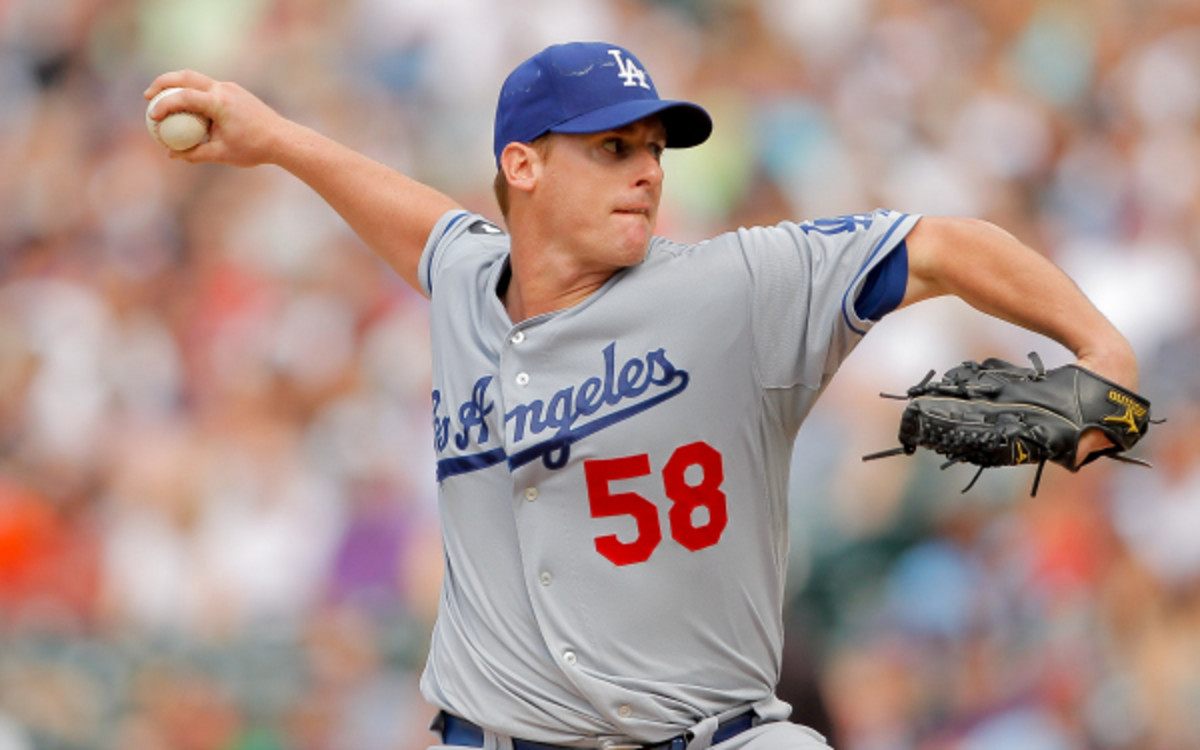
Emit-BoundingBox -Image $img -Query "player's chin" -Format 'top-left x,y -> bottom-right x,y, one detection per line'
613,233 -> 653,266
611,210 -> 655,249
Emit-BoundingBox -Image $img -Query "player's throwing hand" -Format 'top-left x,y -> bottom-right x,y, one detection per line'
144,71 -> 297,167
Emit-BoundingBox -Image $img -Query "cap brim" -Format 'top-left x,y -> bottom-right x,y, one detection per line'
548,99 -> 712,149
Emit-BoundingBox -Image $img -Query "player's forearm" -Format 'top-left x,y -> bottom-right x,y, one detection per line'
145,72 -> 459,292
902,217 -> 1138,388
268,122 -> 460,291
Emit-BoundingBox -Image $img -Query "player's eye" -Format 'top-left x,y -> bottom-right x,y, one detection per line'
602,138 -> 626,155
649,142 -> 665,161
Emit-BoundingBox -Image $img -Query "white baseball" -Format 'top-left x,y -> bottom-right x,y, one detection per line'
145,87 -> 210,151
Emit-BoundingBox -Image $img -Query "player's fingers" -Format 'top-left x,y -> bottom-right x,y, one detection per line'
143,69 -> 217,100
167,138 -> 222,163
150,88 -> 216,123
1076,428 -> 1116,467
148,81 -> 285,167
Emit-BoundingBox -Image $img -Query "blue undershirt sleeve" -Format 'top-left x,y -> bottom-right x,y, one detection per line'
853,239 -> 909,321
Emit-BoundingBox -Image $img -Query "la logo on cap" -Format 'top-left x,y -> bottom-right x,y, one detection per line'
608,49 -> 650,89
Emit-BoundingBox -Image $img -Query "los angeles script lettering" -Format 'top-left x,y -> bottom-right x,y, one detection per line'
432,342 -> 689,476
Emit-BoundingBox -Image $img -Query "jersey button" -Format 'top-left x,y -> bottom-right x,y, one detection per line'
563,650 -> 577,666
515,372 -> 530,386
511,331 -> 526,344
539,571 -> 552,587
524,487 -> 538,502
617,705 -> 633,719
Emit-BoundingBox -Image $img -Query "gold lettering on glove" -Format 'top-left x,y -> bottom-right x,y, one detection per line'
1103,391 -> 1147,435
1013,440 -> 1030,465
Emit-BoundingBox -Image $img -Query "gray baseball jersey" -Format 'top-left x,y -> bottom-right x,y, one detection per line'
417,209 -> 919,743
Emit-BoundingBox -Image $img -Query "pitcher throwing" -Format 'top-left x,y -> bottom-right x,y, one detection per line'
145,41 -> 1144,749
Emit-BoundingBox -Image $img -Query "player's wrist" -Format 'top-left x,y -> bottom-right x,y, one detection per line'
260,119 -> 327,170
1074,338 -> 1138,392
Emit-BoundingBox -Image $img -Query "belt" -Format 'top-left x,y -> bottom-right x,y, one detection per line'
440,711 -> 755,750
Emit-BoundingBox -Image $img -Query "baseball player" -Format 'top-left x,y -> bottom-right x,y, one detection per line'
146,41 -> 1138,749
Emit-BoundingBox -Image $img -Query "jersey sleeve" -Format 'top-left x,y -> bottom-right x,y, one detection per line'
742,210 -> 920,391
418,210 -> 507,297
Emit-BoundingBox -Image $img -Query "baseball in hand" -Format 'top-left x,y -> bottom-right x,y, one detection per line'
145,87 -> 210,151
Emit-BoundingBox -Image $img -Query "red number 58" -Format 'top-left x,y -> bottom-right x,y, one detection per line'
583,441 -> 728,566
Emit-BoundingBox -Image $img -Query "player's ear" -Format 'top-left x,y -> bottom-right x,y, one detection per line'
500,142 -> 540,193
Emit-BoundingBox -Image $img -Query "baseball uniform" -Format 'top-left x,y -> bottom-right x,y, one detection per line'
418,207 -> 919,745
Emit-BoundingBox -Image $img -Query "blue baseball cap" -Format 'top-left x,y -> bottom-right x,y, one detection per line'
493,42 -> 712,167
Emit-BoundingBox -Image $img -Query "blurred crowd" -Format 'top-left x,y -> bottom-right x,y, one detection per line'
1,0 -> 1198,748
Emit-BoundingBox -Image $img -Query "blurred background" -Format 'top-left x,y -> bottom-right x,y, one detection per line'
1,0 -> 1198,748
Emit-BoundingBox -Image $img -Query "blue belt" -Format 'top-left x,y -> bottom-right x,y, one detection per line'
440,711 -> 756,750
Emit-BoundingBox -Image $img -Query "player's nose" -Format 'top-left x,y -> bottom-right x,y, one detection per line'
633,146 -> 664,189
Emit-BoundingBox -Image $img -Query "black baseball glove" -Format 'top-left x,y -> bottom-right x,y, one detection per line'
863,352 -> 1155,495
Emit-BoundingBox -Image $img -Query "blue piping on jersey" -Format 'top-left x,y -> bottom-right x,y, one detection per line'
425,211 -> 469,294
436,446 -> 508,482
841,213 -> 911,336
